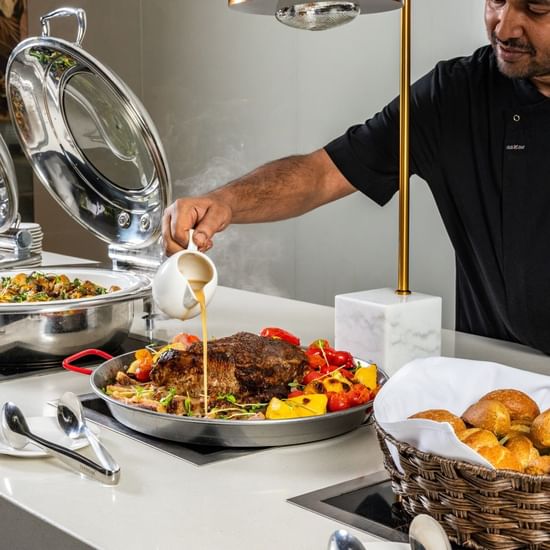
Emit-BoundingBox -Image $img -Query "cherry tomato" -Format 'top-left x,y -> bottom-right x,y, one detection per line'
320,364 -> 339,375
307,354 -> 326,370
307,339 -> 332,351
288,390 -> 305,398
129,348 -> 153,380
327,392 -> 351,412
323,348 -> 338,364
339,368 -> 355,380
303,371 -> 323,384
306,346 -> 337,364
135,364 -> 153,382
347,384 -> 372,407
171,333 -> 200,349
332,350 -> 353,367
260,327 -> 301,346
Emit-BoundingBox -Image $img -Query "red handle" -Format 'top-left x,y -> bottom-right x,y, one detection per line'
62,348 -> 114,375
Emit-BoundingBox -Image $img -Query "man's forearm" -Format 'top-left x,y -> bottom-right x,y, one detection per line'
207,148 -> 355,223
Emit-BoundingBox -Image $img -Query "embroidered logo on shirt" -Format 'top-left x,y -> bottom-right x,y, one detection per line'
505,144 -> 526,150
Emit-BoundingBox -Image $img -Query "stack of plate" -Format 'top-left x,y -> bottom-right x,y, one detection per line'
0,222 -> 43,268
19,222 -> 44,256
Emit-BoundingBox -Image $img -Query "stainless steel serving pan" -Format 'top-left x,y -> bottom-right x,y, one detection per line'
0,267 -> 150,365
76,350 -> 387,447
0,7 -> 174,365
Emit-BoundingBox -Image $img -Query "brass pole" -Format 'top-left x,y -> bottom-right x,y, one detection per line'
396,0 -> 411,295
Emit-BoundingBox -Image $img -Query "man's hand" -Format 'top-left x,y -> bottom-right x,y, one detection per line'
162,196 -> 232,255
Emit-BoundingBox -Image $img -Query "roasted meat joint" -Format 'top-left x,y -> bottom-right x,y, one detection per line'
150,331 -> 308,403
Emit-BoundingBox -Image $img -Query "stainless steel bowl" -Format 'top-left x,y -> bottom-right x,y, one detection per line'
0,267 -> 151,366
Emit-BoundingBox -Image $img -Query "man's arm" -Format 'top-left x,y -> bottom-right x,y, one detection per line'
162,148 -> 355,254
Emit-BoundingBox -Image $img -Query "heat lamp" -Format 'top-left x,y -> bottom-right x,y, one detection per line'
228,0 -> 442,376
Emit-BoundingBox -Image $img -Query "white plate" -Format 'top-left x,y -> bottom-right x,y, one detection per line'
0,416 -> 100,458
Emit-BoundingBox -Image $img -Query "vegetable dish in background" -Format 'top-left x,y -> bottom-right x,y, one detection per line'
0,271 -> 121,303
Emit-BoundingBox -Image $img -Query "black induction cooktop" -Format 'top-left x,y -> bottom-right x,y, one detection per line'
0,334 -> 152,380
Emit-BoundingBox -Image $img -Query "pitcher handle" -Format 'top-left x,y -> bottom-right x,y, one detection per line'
187,228 -> 198,252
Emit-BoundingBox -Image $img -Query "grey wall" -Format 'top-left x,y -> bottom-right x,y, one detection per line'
28,0 -> 487,328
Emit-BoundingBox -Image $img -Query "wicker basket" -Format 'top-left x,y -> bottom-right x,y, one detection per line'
375,421 -> 550,550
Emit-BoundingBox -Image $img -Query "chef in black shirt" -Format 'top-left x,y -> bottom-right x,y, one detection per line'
162,0 -> 550,354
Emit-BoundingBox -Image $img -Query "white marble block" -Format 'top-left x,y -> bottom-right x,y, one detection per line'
335,288 -> 442,377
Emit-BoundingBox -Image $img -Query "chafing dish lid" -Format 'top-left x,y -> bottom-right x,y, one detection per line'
5,7 -> 171,249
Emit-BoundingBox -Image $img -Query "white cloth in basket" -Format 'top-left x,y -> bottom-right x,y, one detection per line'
374,356 -> 550,470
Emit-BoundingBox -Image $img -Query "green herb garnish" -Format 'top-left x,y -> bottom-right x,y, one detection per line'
160,387 -> 177,408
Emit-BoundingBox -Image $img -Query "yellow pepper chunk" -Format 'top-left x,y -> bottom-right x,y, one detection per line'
304,380 -> 325,394
266,394 -> 328,419
354,363 -> 378,389
331,371 -> 353,384
322,377 -> 351,394
288,394 -> 328,416
266,398 -> 297,419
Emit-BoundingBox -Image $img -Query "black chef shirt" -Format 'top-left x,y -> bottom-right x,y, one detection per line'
325,45 -> 550,354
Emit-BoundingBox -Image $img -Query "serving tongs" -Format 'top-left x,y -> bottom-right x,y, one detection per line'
1,402 -> 120,485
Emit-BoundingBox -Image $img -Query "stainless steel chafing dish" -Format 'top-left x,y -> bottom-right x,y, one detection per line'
1,7 -> 172,365
0,125 -> 36,268
0,267 -> 151,364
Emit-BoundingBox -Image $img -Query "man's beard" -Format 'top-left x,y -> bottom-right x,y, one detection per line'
490,32 -> 550,79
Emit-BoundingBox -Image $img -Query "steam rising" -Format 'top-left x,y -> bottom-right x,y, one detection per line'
172,154 -> 286,297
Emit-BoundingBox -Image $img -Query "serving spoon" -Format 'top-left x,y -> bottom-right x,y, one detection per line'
1,402 -> 120,485
327,529 -> 366,550
327,513 -> 451,550
56,391 -> 119,473
409,514 -> 451,550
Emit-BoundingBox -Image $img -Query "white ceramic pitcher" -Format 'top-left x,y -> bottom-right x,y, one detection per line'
152,229 -> 218,319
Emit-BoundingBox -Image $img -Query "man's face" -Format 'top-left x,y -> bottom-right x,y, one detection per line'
485,0 -> 550,82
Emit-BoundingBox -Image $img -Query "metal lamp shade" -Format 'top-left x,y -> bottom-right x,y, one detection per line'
228,0 -> 402,16
275,1 -> 360,31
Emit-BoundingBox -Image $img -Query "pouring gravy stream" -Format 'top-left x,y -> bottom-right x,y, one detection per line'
189,279 -> 208,416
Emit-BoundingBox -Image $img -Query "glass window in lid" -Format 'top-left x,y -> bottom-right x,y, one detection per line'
62,71 -> 155,191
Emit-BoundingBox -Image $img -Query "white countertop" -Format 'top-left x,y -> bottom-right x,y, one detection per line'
1,255 -> 550,549
41,251 -> 98,266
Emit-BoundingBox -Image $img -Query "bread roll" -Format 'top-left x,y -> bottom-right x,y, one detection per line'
504,435 -> 539,469
462,399 -> 511,437
408,409 -> 466,434
477,445 -> 523,472
507,422 -> 532,438
479,389 -> 540,424
525,455 -> 550,475
530,409 -> 550,449
458,428 -> 499,451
